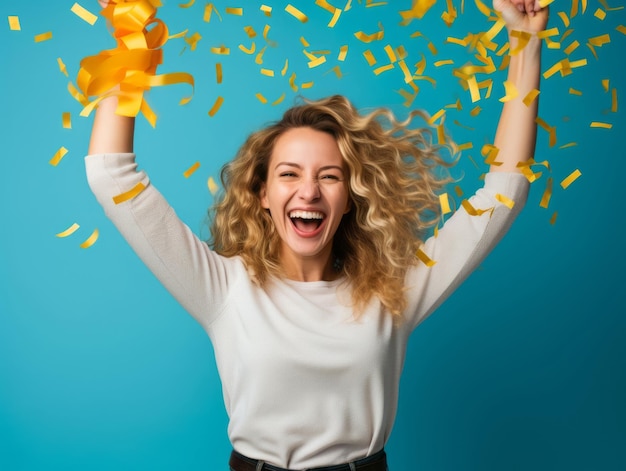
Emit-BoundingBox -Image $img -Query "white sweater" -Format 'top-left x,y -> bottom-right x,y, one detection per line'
85,153 -> 529,469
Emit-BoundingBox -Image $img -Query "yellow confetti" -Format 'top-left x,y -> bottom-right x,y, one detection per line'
434,59 -> 454,67
539,177 -> 553,208
457,142 -> 473,151
400,0 -> 437,23
495,194 -> 515,209
549,212 -> 558,225
384,45 -> 397,63
301,81 -> 314,89
183,161 -> 201,178
308,56 -> 327,68
260,68 -> 274,77
210,45 -> 230,55
439,193 -> 452,215
49,147 -> 68,167
57,57 -> 68,76
79,229 -> 99,249
34,31 -> 52,42
315,0 -> 337,13
557,11 -> 570,27
112,182 -> 146,204
559,142 -> 578,149
523,89 -> 540,107
602,78 -> 610,91
70,3 -> 98,25
338,45 -> 348,61
470,106 -> 481,117
179,0 -> 195,7
62,112 -> 72,129
239,42 -> 256,54
56,223 -> 80,238
328,7 -> 342,27
461,199 -> 493,216
536,117 -> 557,147
215,63 -> 223,84
255,93 -> 268,104
204,3 -> 222,22
617,25 -> 626,35
612,88 -> 618,112
8,15 -> 20,31
263,24 -> 277,46
208,177 -> 219,195
499,80 -> 518,103
569,87 -> 582,95
594,8 -> 606,19
560,169 -> 581,189
208,96 -> 224,117
285,4 -> 308,22
589,34 -> 611,47
272,93 -> 286,105
590,121 -> 612,129
564,40 -> 579,55
373,64 -> 394,75
225,7 -> 243,15
354,23 -> 384,43
416,247 -> 436,267
363,50 -> 377,66
260,4 -> 272,16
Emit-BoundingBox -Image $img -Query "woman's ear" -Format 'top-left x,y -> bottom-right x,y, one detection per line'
260,183 -> 269,209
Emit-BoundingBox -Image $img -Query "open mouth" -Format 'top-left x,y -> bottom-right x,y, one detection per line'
289,210 -> 325,233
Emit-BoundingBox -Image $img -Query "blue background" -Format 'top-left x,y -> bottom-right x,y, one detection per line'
1,1 -> 625,470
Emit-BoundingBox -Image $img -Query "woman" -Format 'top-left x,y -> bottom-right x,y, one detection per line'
86,1 -> 548,469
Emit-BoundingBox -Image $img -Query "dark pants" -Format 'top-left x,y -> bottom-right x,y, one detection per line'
229,448 -> 388,471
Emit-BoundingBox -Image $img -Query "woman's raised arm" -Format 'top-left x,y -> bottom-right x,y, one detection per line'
491,0 -> 549,173
88,93 -> 135,155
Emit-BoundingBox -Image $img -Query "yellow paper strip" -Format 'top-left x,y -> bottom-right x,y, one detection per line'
79,229 -> 99,249
49,147 -> 68,166
495,193 -> 515,209
308,56 -> 327,68
56,223 -> 80,238
363,50 -> 376,66
590,121 -> 612,129
602,78 -> 609,91
57,57 -> 68,76
285,4 -> 308,22
539,177 -> 553,208
560,169 -> 581,189
523,89 -> 540,106
617,25 -> 626,35
208,96 -> 224,117
439,193 -> 452,215
34,31 -> 52,42
70,3 -> 98,25
612,88 -> 618,112
499,80 -> 518,102
255,93 -> 268,104
272,93 -> 286,105
216,63 -> 223,84
338,45 -> 348,61
8,16 -> 21,30
225,7 -> 243,15
594,8 -> 606,19
183,161 -> 201,178
328,7 -> 342,27
261,68 -> 274,77
208,177 -> 219,195
62,112 -> 72,129
112,182 -> 146,204
569,87 -> 582,95
416,247 -> 436,267
260,4 -> 272,16
179,0 -> 195,7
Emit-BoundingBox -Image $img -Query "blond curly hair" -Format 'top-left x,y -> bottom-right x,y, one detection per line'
210,95 -> 456,319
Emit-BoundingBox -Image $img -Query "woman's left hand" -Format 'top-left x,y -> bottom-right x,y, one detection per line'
493,0 -> 549,34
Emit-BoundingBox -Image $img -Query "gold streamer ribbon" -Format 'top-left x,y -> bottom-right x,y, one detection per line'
75,0 -> 194,126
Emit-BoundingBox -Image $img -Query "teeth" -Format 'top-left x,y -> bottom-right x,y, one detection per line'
289,210 -> 324,219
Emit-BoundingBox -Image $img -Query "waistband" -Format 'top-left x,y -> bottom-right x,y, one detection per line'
229,448 -> 387,471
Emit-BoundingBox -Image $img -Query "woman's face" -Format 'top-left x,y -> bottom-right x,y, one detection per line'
260,127 -> 351,278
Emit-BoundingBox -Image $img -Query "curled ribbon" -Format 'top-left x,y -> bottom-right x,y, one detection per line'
76,0 -> 194,127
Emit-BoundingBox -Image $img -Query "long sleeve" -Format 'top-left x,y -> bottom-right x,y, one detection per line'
85,152 -> 246,328
405,171 -> 529,330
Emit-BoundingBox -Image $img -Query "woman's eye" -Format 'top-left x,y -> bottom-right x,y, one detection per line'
280,172 -> 297,177
320,174 -> 340,181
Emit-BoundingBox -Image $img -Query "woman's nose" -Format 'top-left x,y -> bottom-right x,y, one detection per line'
298,178 -> 321,201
